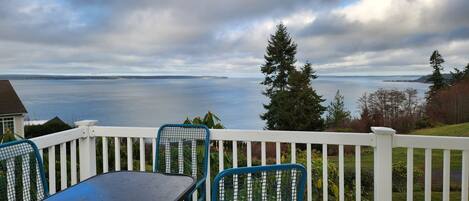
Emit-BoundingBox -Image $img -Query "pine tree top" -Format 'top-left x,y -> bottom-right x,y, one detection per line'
427,50 -> 448,100
430,50 -> 444,70
261,23 -> 298,93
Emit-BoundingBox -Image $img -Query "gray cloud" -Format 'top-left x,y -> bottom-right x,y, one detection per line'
0,0 -> 468,76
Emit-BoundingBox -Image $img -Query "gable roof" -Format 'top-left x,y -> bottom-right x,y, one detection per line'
0,80 -> 27,115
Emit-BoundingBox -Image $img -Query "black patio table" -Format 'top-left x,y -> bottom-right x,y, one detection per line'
44,171 -> 196,201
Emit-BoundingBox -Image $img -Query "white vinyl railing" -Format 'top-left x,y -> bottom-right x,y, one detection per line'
28,120 -> 469,201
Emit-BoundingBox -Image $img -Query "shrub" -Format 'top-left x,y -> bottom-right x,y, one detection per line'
392,161 -> 423,192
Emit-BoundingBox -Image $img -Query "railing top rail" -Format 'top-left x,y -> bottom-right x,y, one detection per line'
28,125 -> 469,150
212,129 -> 375,145
394,134 -> 469,150
91,126 -> 375,146
30,127 -> 85,149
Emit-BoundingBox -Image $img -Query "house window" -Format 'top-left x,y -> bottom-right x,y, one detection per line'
0,117 -> 14,135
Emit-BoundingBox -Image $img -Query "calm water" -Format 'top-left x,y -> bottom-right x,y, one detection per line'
11,76 -> 429,129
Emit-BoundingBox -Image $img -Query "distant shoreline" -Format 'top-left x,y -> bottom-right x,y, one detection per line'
0,74 -> 228,80
383,79 -> 422,83
383,74 -> 451,83
0,74 -> 434,82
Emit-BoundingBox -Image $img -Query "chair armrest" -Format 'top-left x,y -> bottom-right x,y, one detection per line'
195,177 -> 206,189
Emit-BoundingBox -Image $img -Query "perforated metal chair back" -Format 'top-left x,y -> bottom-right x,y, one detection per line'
154,124 -> 210,198
212,164 -> 307,201
0,140 -> 48,201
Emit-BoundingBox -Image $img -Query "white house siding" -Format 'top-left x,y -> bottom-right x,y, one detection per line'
13,114 -> 25,138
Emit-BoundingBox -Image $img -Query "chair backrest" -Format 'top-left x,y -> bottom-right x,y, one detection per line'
0,140 -> 48,201
154,124 -> 210,182
212,164 -> 307,201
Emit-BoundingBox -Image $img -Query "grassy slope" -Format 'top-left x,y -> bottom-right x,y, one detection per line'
411,122 -> 469,137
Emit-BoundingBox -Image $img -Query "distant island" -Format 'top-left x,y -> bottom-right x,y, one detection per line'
384,74 -> 452,83
0,74 -> 228,80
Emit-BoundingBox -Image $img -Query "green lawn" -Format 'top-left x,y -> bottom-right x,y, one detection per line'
411,122 -> 469,137
393,192 -> 460,201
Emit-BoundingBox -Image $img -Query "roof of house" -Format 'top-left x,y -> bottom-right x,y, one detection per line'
0,80 -> 27,115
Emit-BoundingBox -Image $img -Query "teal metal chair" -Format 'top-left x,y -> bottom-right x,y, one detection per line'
212,164 -> 307,201
0,140 -> 48,201
154,124 -> 210,201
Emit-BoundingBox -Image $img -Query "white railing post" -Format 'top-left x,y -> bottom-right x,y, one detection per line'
372,127 -> 395,201
75,120 -> 98,181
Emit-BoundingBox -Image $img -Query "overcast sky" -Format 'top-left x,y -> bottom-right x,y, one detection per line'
0,0 -> 468,76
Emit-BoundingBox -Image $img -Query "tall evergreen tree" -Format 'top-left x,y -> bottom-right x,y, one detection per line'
260,24 -> 325,130
260,23 -> 297,94
426,50 -> 447,101
260,23 -> 298,129
326,90 -> 351,128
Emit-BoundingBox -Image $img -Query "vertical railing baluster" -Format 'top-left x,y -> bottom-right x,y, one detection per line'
261,142 -> 266,166
115,137 -> 121,171
462,150 -> 469,201
355,145 -> 361,201
443,150 -> 450,201
276,142 -> 281,164
424,148 -> 432,201
218,140 -> 224,171
407,147 -> 413,201
261,141 -> 266,201
140,138 -> 145,171
323,144 -> 328,201
291,143 -> 296,163
152,138 -> 156,171
48,146 -> 56,194
60,143 -> 67,190
218,140 -> 224,200
247,141 -> 252,167
102,137 -> 109,173
339,144 -> 344,201
70,140 -> 77,185
127,137 -> 133,170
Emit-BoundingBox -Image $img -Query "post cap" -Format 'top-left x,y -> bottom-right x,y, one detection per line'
371,127 -> 396,135
74,120 -> 98,127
